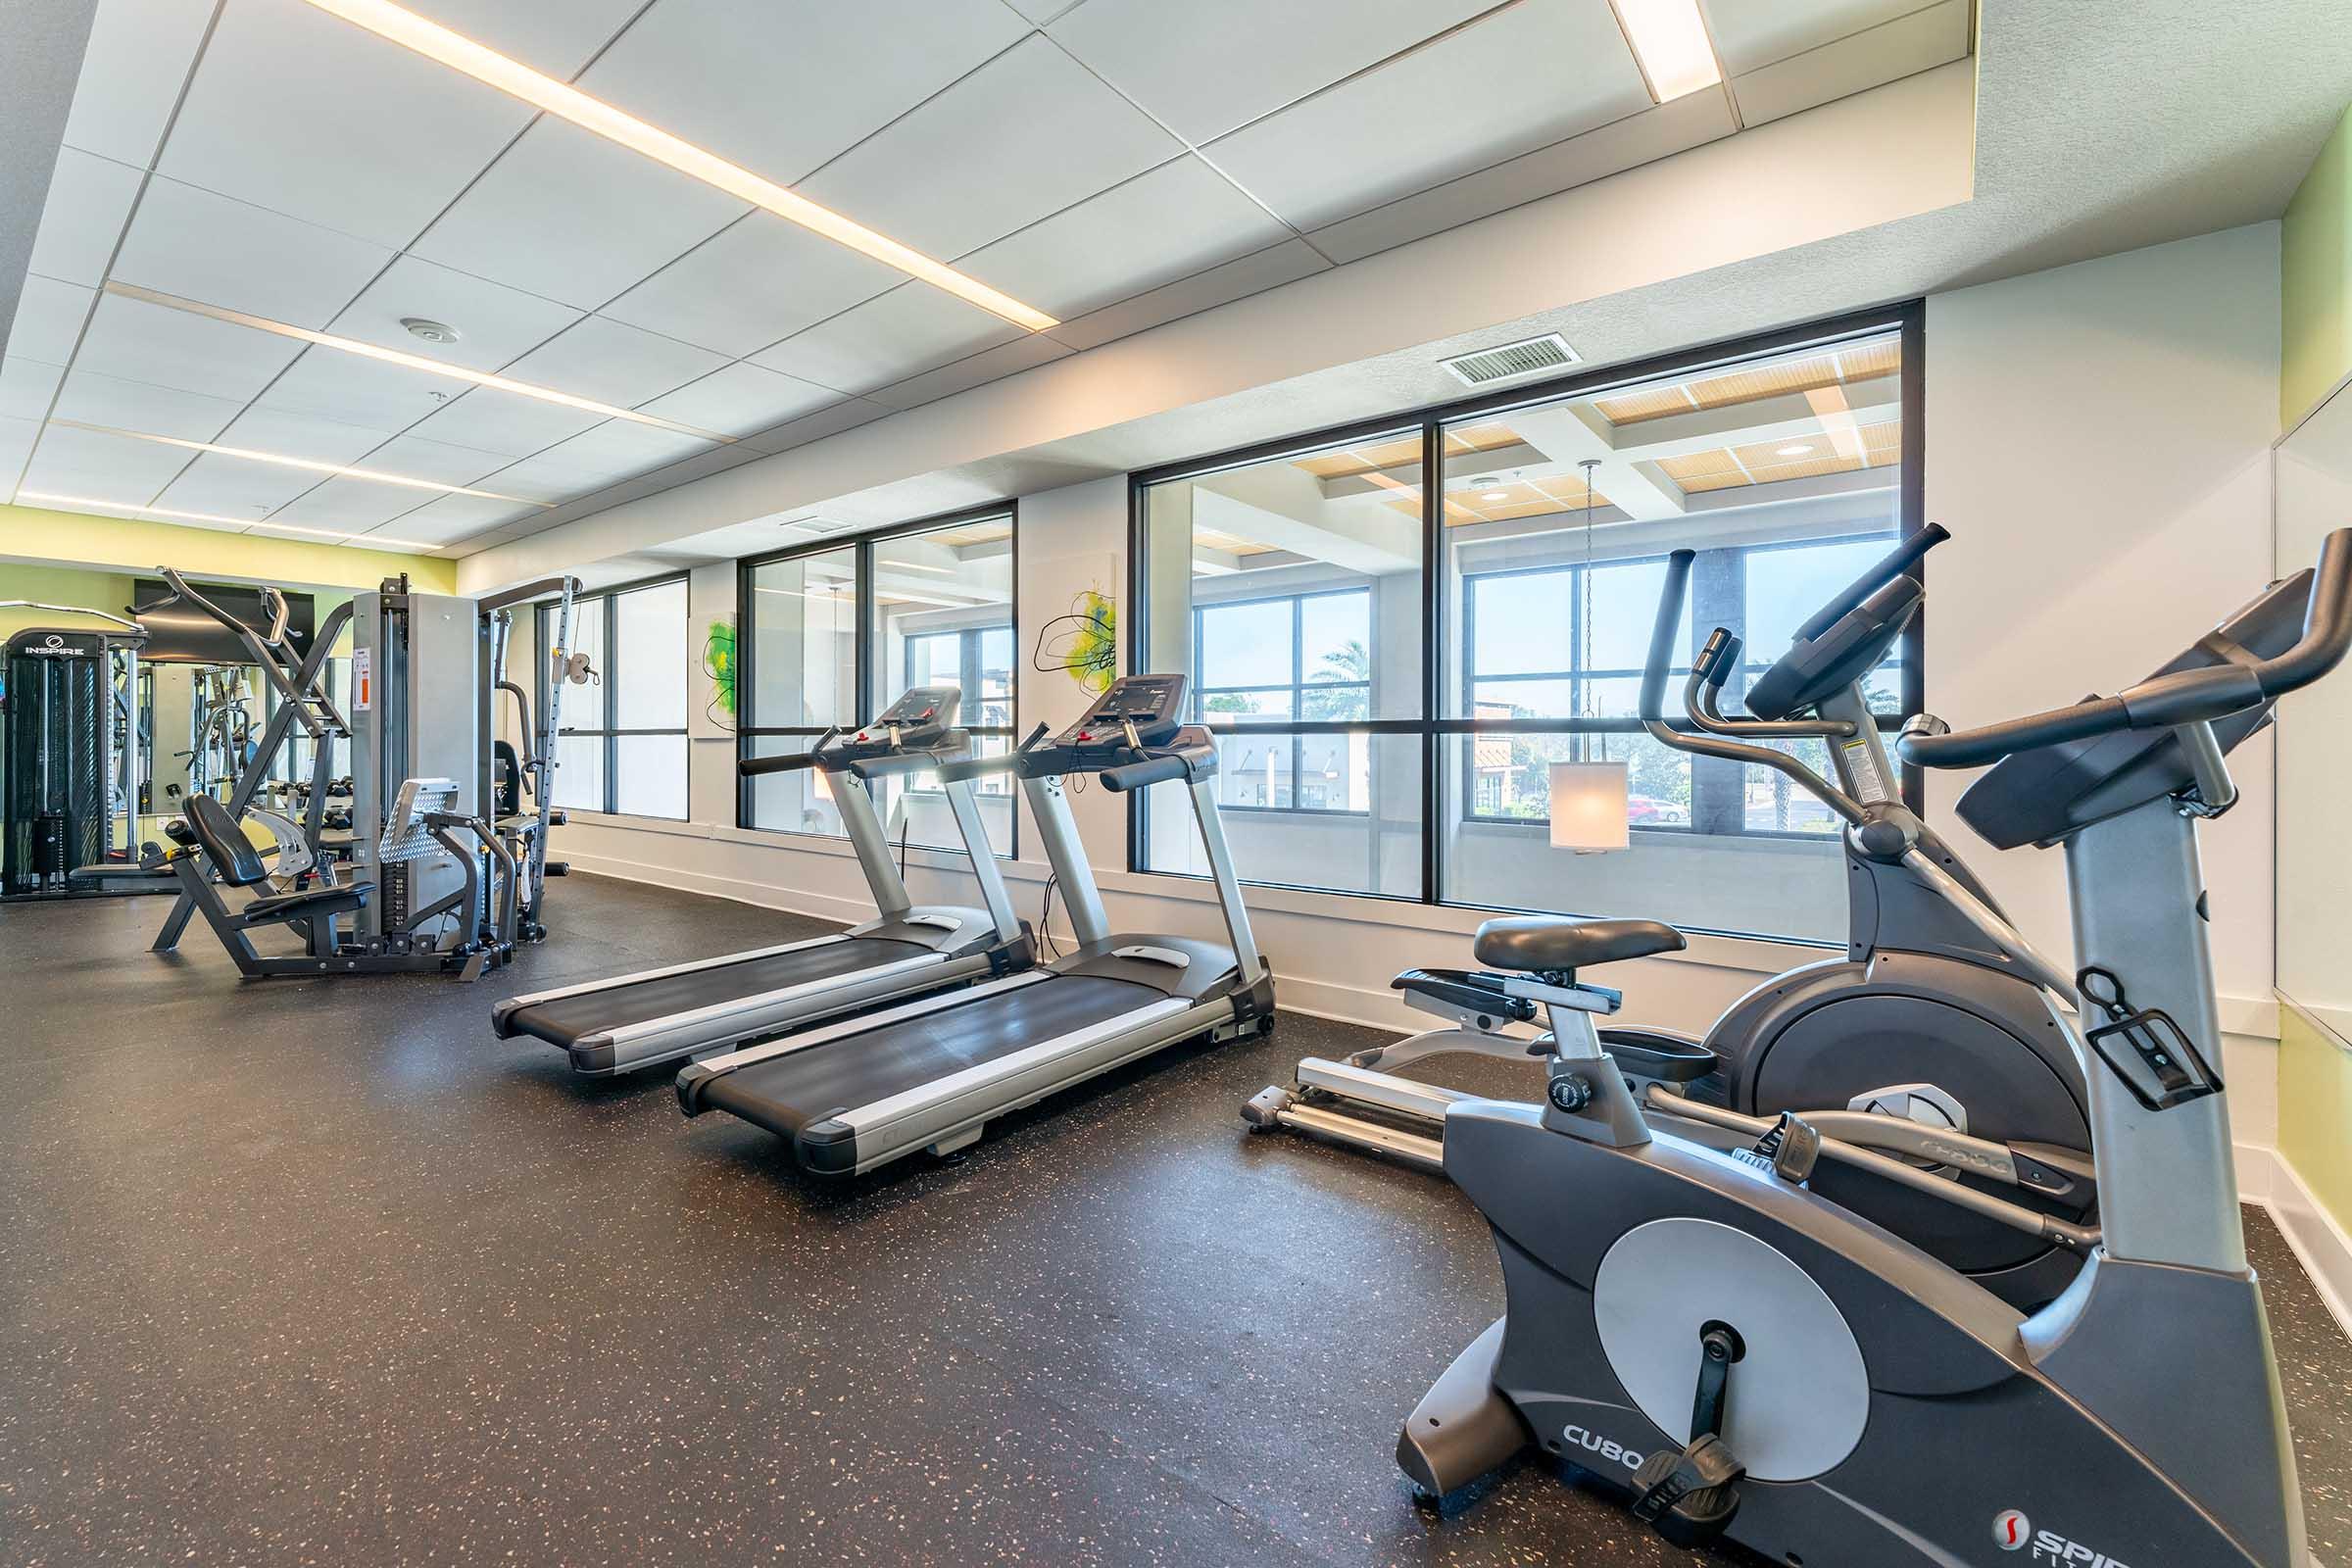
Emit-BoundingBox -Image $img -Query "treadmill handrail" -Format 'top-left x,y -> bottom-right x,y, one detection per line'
740,726 -> 842,776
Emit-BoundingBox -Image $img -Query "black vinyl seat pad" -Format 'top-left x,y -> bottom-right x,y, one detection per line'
693,973 -> 1163,1144
505,937 -> 932,1049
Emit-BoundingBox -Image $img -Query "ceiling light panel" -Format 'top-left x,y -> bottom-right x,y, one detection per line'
1608,0 -> 1724,103
50,418 -> 551,506
301,0 -> 1060,331
108,282 -> 732,444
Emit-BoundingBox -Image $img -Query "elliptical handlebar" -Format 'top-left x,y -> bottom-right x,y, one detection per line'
1900,527 -> 2352,769
1793,522 -> 1948,644
1638,550 -> 1696,724
260,587 -> 292,648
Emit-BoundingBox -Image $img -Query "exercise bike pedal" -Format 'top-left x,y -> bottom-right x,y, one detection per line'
1628,1322 -> 1745,1546
1734,1111 -> 1822,1183
1629,1435 -> 1743,1547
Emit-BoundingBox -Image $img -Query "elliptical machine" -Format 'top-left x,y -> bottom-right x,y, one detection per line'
1389,531 -> 2350,1566
1247,525 -> 2097,1307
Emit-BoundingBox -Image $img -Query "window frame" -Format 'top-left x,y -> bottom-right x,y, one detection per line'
1191,584 -> 1374,817
538,571 -> 693,822
735,503 -> 1018,855
1124,301 -> 1927,933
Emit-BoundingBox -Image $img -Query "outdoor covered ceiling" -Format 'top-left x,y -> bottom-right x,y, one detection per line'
0,0 -> 1972,557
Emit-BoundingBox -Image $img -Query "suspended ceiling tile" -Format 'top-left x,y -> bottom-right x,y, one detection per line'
411,118 -> 749,312
61,0 -> 215,169
1729,0 -> 1970,125
153,455 -> 330,519
74,289 -> 301,402
19,421 -> 198,504
404,387 -> 608,460
8,275 -> 98,368
797,35 -> 1181,263
865,333 -> 1074,413
363,494 -> 540,545
601,213 -> 904,358
1205,0 -> 1652,233
1699,0 -> 1941,74
52,368 -> 246,441
1049,0 -> 1497,145
271,476 -> 434,530
405,0 -> 647,78
956,157 -> 1292,322
519,419 -> 718,489
634,362 -> 844,439
579,0 -> 1029,185
326,254 -> 583,374
471,446 -> 621,505
739,397 -> 894,456
500,315 -> 729,411
0,359 -> 65,422
0,416 -> 40,494
1307,88 -> 1739,265
110,175 -> 393,328
1047,238 -> 1331,353
255,345 -> 473,431
348,432 -> 509,487
26,148 -> 143,288
219,404 -> 405,466
750,284 -> 1023,398
157,0 -> 535,250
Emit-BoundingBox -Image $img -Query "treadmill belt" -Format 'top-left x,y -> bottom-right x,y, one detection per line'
506,938 -> 931,1049
692,974 -> 1161,1143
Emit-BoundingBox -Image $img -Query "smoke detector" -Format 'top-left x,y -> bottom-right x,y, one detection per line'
401,317 -> 461,344
1439,333 -> 1578,388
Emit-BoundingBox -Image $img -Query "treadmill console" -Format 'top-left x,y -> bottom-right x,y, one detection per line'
840,685 -> 960,758
1052,673 -> 1187,751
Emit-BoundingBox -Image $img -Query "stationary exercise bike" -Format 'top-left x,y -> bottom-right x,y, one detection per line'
1248,525 -> 2097,1307
1389,531 -> 2349,1565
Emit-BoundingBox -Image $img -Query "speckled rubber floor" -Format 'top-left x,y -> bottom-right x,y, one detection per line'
1,872 -> 2343,1567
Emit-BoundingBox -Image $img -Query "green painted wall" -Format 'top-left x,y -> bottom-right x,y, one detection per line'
2278,1007 -> 2352,1231
0,503 -> 457,594
2283,102 -> 2352,425
0,563 -> 139,643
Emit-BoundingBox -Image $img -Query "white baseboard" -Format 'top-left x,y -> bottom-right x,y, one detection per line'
2253,1148 -> 2352,1343
562,850 -> 872,929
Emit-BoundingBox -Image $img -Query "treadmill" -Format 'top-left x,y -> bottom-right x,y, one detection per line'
493,686 -> 1031,1075
676,672 -> 1276,1176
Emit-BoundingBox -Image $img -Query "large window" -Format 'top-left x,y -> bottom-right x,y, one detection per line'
1133,309 -> 1920,945
740,510 -> 1016,857
540,577 -> 690,820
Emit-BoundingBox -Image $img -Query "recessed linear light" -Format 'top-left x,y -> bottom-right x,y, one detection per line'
1607,0 -> 1723,103
1776,443 -> 1814,457
1480,489 -> 1510,503
879,559 -> 957,575
299,0 -> 1059,333
19,490 -> 437,551
51,418 -> 551,506
103,281 -> 733,446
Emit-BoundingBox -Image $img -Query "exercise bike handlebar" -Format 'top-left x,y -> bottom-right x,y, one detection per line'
1900,526 -> 2352,769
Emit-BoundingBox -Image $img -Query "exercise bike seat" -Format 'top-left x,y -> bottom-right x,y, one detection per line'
1472,916 -> 1686,974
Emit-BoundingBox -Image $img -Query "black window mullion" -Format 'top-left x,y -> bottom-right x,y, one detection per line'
1420,416 -> 1443,906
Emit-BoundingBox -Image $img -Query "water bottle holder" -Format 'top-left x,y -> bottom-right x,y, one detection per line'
2083,1005 -> 2221,1111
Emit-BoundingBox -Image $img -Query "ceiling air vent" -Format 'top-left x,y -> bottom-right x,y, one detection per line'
1438,333 -> 1579,388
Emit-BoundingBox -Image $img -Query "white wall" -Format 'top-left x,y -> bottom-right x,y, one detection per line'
1924,220 -> 2285,1144
540,221 -> 2291,1152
